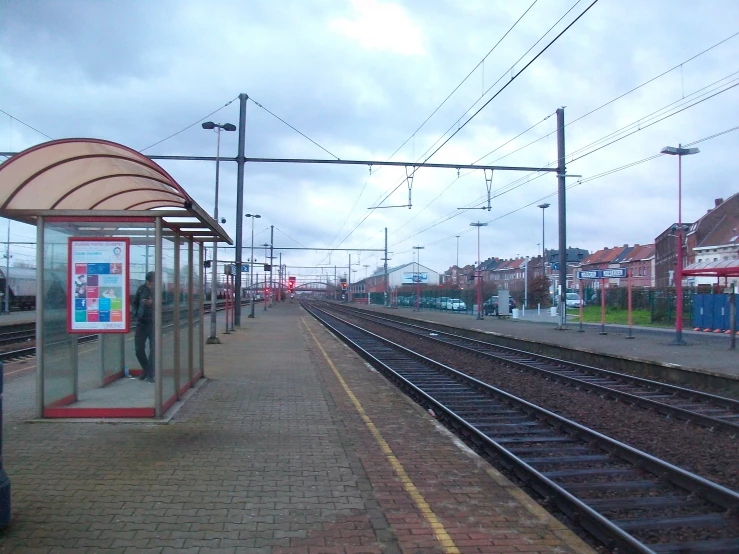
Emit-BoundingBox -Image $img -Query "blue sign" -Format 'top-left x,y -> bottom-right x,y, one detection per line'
551,263 -> 559,270
577,268 -> 627,279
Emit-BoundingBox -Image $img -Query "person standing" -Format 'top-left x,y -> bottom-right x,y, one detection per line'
133,271 -> 155,383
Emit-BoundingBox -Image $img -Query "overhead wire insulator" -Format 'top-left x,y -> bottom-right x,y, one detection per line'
484,169 -> 494,211
405,166 -> 414,209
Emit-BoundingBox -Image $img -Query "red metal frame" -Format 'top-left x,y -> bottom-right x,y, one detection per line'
67,237 -> 131,334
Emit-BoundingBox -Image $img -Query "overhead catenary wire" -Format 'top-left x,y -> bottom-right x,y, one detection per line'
139,96 -> 239,152
1,109 -> 54,141
327,0 -> 598,257
393,123 -> 739,256
249,97 -> 340,160
318,1 -> 540,263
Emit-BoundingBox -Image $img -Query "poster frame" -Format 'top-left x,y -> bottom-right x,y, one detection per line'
67,237 -> 131,334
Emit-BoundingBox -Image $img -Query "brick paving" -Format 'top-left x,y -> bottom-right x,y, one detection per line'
352,303 -> 738,378
0,303 -> 594,553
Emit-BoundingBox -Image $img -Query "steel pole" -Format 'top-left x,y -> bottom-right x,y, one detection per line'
249,217 -> 255,318
269,225 -> 274,307
675,148 -> 684,344
384,227 -> 389,307
234,93 -> 247,327
4,219 -> 9,314
556,108 -> 567,328
207,127 -> 221,344
477,226 -> 482,320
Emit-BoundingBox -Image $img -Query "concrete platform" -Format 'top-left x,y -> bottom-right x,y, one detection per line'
0,302 -> 593,553
348,302 -> 738,381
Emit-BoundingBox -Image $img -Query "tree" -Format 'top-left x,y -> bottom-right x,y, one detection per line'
527,275 -> 552,308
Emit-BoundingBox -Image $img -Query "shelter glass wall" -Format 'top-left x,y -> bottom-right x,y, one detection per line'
37,220 -> 206,418
161,235 -> 177,410
178,238 -> 190,395
193,245 -> 202,379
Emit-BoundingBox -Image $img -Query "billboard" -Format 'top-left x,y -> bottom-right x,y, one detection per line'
402,272 -> 428,284
68,238 -> 130,333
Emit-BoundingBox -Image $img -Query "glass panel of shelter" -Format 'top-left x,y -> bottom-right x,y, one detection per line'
39,220 -> 203,417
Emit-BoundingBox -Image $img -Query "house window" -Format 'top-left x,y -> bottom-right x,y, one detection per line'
714,258 -> 718,262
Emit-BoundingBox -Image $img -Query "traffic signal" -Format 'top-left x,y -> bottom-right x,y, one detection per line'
204,260 -> 212,268
341,282 -> 347,291
264,264 -> 271,271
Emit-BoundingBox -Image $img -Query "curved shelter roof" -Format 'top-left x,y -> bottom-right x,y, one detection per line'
0,138 -> 231,243
683,260 -> 739,278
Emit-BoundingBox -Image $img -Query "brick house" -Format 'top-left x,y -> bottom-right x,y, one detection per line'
655,194 -> 738,287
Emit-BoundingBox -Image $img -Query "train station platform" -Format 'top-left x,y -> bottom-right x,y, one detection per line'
0,303 -> 593,553
347,302 -> 738,383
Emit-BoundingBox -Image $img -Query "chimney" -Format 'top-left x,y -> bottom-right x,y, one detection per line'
634,243 -> 640,247
623,244 -> 628,247
715,198 -> 724,207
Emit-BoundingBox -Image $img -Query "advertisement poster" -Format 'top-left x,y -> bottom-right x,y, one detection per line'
68,238 -> 130,333
402,272 -> 428,284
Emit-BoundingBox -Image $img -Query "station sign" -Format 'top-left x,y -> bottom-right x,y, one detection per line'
226,264 -> 249,274
577,268 -> 627,279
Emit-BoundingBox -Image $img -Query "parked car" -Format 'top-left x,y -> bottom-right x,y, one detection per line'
437,297 -> 450,310
482,295 -> 516,316
448,299 -> 466,311
565,292 -> 583,308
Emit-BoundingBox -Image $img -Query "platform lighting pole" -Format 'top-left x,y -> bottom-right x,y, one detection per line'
455,235 -> 460,269
470,222 -> 488,320
245,214 -> 261,318
202,121 -> 236,344
413,246 -> 424,311
660,144 -> 699,345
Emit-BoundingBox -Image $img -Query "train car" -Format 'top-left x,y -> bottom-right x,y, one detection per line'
0,267 -> 39,310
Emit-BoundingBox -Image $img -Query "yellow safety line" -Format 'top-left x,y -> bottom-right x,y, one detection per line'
302,317 -> 460,554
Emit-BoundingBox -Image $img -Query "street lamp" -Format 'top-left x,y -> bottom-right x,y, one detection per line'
245,213 -> 261,318
470,222 -> 488,320
202,121 -> 236,344
660,144 -> 700,345
455,235 -> 460,268
538,203 -> 550,304
413,246 -> 424,311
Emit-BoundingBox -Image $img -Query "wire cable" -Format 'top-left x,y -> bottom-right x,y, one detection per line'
139,96 -> 238,152
384,0 -> 540,164
249,97 -> 340,160
274,225 -> 309,249
1,109 -> 54,140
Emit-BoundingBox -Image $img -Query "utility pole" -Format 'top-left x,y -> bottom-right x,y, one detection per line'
4,219 -> 10,314
234,93 -> 248,327
278,253 -> 282,301
556,107 -> 567,329
269,225 -> 274,307
348,254 -> 352,303
383,227 -> 389,307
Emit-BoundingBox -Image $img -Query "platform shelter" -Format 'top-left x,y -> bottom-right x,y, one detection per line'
0,138 -> 232,418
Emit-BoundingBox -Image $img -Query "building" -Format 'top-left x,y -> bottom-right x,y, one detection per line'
350,262 -> 441,297
655,194 -> 739,287
580,244 -> 654,288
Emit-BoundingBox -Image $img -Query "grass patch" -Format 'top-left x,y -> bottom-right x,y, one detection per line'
566,305 -> 670,327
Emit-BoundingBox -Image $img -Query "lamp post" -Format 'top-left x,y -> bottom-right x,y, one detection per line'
202,121 -> 236,344
413,246 -> 424,311
538,203 -> 550,304
470,222 -> 488,320
245,214 -> 261,318
455,235 -> 460,268
660,144 -> 699,345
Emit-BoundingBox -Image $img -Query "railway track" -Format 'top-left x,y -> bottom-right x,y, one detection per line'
321,302 -> 739,434
304,301 -> 739,553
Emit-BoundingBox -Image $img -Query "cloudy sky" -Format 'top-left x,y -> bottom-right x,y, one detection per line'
1,0 -> 738,283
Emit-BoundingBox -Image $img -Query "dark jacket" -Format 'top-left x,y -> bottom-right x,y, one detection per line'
133,284 -> 154,323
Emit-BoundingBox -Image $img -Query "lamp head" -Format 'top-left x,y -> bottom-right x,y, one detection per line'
201,121 -> 216,130
223,123 -> 237,132
661,146 -> 700,156
538,203 -> 550,209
